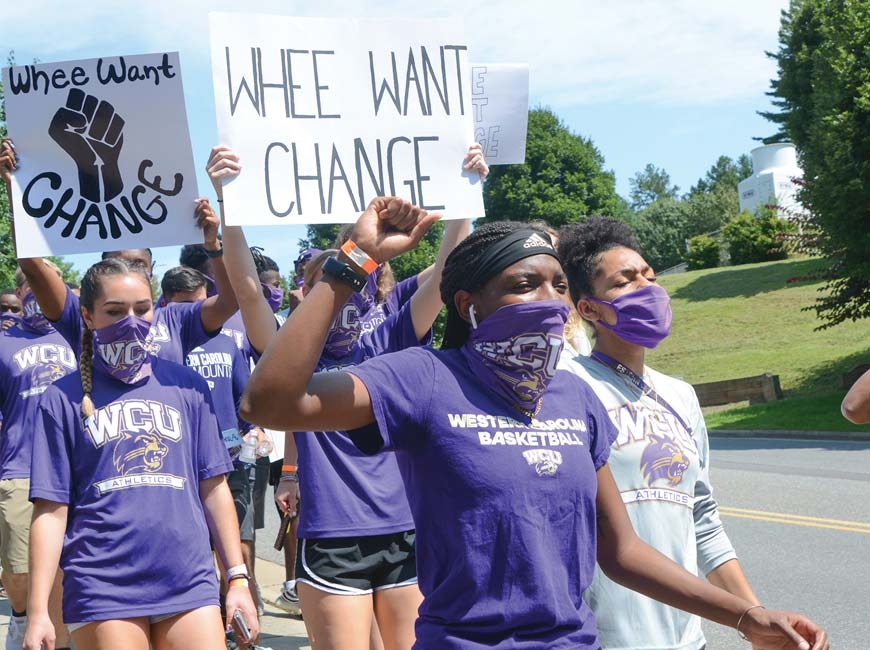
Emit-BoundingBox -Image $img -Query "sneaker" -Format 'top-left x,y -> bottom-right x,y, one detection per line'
7,615 -> 25,650
273,580 -> 302,616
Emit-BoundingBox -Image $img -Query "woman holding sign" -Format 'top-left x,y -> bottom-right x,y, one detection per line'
22,257 -> 259,650
208,144 -> 486,650
239,199 -> 828,650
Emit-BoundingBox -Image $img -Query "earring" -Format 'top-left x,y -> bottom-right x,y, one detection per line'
469,304 -> 479,330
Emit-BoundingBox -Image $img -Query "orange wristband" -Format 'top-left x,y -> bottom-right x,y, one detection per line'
340,240 -> 379,275
282,464 -> 297,473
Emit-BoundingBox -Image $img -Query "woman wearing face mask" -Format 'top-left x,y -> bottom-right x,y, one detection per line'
240,203 -> 828,650
557,216 -> 763,650
23,258 -> 258,650
207,144 -> 481,650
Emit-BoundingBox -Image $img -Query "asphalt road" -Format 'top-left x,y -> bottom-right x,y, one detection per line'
257,437 -> 870,649
699,437 -> 870,649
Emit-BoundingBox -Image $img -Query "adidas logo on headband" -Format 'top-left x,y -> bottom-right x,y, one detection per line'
523,232 -> 553,249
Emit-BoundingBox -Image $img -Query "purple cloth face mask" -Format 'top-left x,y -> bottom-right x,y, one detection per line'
589,284 -> 672,348
92,314 -> 153,384
462,300 -> 568,414
261,282 -> 284,312
21,291 -> 56,335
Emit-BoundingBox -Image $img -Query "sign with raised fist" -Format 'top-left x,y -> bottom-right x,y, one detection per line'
3,52 -> 200,257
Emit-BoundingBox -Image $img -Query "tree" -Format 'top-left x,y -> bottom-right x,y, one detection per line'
682,155 -> 752,237
632,198 -> 690,271
480,107 -> 620,227
763,0 -> 870,327
722,210 -> 792,266
629,164 -> 679,210
685,235 -> 720,271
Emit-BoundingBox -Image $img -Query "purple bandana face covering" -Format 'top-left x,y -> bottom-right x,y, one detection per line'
261,282 -> 284,312
463,300 -> 568,412
21,291 -> 56,335
92,315 -> 153,384
590,284 -> 672,348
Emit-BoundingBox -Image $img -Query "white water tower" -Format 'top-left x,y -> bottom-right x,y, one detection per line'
737,143 -> 804,218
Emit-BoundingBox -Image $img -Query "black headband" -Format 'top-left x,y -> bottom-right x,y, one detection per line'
464,229 -> 559,291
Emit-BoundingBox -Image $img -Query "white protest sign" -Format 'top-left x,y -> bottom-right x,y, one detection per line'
3,52 -> 201,258
209,13 -> 484,226
470,64 -> 529,165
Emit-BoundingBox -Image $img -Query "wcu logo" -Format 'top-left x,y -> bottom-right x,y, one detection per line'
97,340 -> 147,368
85,399 -> 182,447
474,334 -> 563,399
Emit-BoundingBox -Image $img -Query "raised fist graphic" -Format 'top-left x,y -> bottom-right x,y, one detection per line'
49,88 -> 125,203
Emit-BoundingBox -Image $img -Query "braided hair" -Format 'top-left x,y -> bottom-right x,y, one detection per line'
439,221 -> 533,349
78,258 -> 152,420
557,217 -> 641,306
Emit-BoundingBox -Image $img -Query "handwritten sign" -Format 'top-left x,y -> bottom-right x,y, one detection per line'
3,52 -> 201,258
209,13 -> 484,226
470,64 -> 529,165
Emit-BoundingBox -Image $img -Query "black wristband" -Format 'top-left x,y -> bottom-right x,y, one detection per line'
204,245 -> 224,258
322,256 -> 366,292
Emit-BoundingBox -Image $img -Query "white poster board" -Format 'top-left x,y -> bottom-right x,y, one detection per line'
209,13 -> 484,226
470,64 -> 529,165
3,52 -> 201,258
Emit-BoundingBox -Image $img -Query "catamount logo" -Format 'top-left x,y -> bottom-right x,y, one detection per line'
85,399 -> 185,495
472,333 -> 562,403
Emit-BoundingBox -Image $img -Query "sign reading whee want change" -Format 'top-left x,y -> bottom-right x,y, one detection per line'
3,52 -> 201,257
209,14 -> 484,226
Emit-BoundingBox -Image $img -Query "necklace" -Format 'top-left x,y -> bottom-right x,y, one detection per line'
512,397 -> 543,420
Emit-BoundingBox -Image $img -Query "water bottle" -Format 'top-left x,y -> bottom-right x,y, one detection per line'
239,433 -> 257,465
256,436 -> 273,458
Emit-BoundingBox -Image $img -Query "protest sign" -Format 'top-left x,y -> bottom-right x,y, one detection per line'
470,64 -> 529,165
2,52 -> 201,258
209,13 -> 484,226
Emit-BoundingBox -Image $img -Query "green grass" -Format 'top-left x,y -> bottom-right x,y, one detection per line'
644,257 -> 870,431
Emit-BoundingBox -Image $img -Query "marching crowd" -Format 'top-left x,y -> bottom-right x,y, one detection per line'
0,135 -> 830,650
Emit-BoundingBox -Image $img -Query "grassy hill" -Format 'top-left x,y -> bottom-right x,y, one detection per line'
645,257 -> 870,431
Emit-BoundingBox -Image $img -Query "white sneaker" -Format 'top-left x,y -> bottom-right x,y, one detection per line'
7,615 -> 25,650
273,580 -> 301,616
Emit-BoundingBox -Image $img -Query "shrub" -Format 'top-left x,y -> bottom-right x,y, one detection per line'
685,235 -> 720,270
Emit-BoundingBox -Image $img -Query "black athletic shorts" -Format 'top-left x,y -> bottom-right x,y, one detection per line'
296,530 -> 417,595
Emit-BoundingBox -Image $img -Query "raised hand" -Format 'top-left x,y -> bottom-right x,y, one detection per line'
194,198 -> 220,247
349,197 -> 440,264
206,145 -> 241,198
48,88 -> 125,203
463,142 -> 489,180
0,138 -> 17,184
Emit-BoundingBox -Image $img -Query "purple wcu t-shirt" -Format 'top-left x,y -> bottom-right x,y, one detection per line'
0,322 -> 77,479
358,275 -> 418,334
349,347 -> 615,650
294,300 -> 421,538
30,358 -> 233,623
52,287 -> 213,363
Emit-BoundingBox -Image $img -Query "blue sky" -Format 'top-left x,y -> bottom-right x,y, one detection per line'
4,0 -> 789,279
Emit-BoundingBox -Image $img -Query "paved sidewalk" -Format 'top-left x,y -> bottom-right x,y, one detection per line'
710,428 -> 870,441
0,557 -> 311,649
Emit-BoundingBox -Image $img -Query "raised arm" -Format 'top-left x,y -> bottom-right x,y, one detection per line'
193,198 -> 240,333
842,368 -> 870,423
594,464 -> 828,650
240,196 -> 439,432
206,146 -> 277,356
